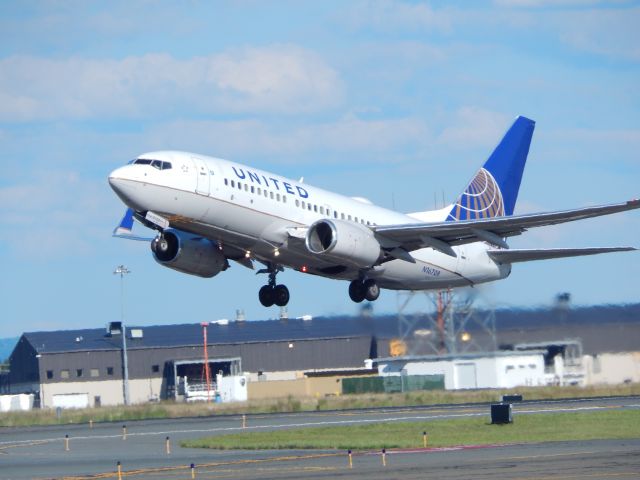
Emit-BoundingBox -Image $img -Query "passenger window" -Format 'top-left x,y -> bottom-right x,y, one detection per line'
301,201 -> 305,209
231,180 -> 235,188
257,187 -> 261,195
224,178 -> 228,186
244,184 -> 248,192
348,215 -> 352,221
270,191 -> 274,199
313,205 -> 318,213
334,211 -> 338,219
308,203 -> 312,210
341,213 -> 345,220
264,190 -> 268,197
251,186 -> 255,193
283,196 -> 287,203
238,182 -> 242,190
276,193 -> 281,201
295,200 -> 300,207
320,207 -> 325,215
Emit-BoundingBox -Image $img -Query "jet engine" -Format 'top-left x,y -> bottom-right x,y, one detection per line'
305,219 -> 382,268
151,229 -> 228,278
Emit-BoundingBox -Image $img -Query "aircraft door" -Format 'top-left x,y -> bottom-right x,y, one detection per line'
191,157 -> 210,196
455,245 -> 468,276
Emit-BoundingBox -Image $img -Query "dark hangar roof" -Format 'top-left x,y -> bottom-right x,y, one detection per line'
15,303 -> 640,356
21,316 -> 392,354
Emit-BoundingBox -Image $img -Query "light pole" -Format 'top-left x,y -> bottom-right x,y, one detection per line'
113,265 -> 131,406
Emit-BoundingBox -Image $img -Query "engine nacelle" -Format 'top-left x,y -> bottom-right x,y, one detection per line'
305,219 -> 381,268
151,229 -> 228,278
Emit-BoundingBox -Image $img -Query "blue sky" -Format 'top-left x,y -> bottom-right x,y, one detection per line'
1,1 -> 638,337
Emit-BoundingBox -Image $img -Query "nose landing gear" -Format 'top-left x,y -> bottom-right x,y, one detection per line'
257,264 -> 290,307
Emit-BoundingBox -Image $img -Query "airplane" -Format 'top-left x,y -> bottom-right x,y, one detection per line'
108,116 -> 638,307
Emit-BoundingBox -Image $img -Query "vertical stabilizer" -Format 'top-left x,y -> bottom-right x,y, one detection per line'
448,116 -> 535,221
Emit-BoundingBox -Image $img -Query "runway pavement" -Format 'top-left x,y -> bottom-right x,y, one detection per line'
1,396 -> 639,479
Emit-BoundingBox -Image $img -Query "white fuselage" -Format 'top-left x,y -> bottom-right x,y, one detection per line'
108,151 -> 510,290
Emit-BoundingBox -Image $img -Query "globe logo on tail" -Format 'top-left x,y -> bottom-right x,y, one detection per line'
448,168 -> 505,221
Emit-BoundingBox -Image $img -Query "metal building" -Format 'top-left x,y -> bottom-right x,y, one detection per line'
377,351 -> 547,390
8,316 -> 389,408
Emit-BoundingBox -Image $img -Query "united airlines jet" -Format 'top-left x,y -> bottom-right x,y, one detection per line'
108,117 -> 638,307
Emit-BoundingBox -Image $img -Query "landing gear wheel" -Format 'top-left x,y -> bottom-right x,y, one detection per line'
364,279 -> 380,301
274,284 -> 290,307
257,264 -> 290,307
348,280 -> 366,303
259,285 -> 275,307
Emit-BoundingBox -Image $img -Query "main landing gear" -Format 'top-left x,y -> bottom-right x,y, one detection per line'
257,264 -> 290,307
348,278 -> 380,303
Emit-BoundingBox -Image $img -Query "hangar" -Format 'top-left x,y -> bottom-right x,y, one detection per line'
6,303 -> 639,408
8,316 -> 389,408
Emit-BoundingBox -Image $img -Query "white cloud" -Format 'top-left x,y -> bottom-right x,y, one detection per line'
345,0 -> 453,33
0,46 -> 343,121
145,115 -> 430,162
437,107 -> 510,149
545,127 -> 640,165
494,0 -> 610,6
558,127 -> 640,145
490,3 -> 640,62
558,7 -> 640,61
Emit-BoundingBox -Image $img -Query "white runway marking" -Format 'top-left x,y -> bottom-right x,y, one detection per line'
1,402 -> 632,447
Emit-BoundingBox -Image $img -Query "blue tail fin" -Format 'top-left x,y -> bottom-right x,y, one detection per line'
447,116 -> 535,221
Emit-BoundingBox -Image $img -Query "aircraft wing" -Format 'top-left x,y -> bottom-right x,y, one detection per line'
487,247 -> 636,264
373,199 -> 640,254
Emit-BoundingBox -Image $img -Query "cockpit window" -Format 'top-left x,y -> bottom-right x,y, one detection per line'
134,159 -> 172,170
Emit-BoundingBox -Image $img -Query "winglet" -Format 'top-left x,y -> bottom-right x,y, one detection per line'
112,208 -> 154,241
113,208 -> 135,236
448,116 -> 535,221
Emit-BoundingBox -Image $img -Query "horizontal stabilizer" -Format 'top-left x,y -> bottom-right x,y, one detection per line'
375,198 -> 640,252
488,247 -> 636,264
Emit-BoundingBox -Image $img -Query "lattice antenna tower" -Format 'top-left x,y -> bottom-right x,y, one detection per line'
397,288 -> 497,355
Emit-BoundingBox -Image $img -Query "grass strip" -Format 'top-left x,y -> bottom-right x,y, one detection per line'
181,409 -> 640,450
2,383 -> 639,428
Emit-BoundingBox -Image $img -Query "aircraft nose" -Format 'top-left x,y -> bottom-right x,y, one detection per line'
108,167 -> 126,191
108,166 -> 140,205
